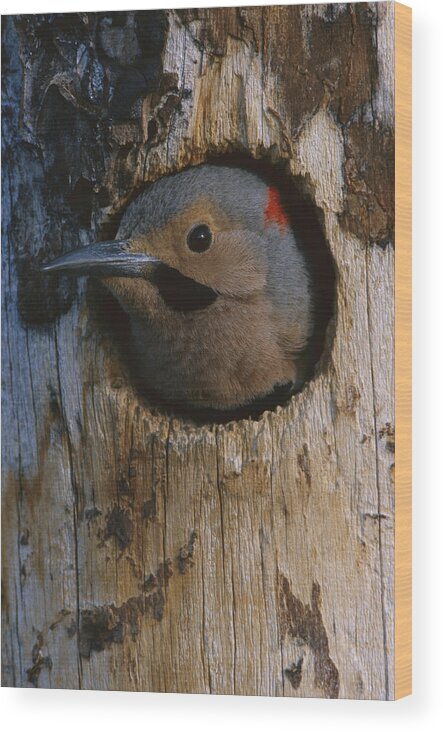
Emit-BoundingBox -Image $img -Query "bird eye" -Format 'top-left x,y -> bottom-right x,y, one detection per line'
187,224 -> 212,253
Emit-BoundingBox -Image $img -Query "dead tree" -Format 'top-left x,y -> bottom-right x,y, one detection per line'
2,4 -> 410,699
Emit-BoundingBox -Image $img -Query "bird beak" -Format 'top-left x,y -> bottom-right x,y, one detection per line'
41,240 -> 160,278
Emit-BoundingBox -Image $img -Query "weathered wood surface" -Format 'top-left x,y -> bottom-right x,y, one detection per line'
2,4 -> 395,698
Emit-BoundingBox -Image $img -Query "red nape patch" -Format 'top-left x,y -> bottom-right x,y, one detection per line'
264,187 -> 288,231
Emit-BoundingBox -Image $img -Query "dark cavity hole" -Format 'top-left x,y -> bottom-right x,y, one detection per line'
87,155 -> 335,425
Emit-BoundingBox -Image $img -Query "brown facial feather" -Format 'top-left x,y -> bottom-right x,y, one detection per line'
120,199 -> 267,295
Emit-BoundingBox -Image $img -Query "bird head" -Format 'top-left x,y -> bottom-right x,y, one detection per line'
42,165 -> 313,411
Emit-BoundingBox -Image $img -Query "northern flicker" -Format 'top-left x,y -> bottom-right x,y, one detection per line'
42,165 -> 314,412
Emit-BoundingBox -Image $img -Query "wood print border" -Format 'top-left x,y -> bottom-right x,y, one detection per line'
394,1 -> 412,700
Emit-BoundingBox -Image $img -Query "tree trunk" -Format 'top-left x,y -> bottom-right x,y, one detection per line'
2,3 -> 399,699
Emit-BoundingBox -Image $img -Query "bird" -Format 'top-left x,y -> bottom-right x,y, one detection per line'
42,165 -> 314,413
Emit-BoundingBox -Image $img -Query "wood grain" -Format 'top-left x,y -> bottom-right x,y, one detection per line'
1,3 -> 406,699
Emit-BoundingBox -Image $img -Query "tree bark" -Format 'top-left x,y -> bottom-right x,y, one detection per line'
2,4 -> 395,698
